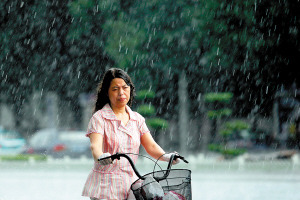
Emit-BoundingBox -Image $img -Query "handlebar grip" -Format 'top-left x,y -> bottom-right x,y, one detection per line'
174,155 -> 189,163
98,153 -> 121,162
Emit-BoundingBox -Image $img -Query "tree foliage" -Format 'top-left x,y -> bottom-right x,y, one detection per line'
1,0 -> 299,132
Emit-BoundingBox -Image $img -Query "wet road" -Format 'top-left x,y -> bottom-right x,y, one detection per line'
0,159 -> 300,200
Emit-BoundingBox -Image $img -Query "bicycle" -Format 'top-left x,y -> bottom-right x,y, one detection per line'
99,153 -> 192,200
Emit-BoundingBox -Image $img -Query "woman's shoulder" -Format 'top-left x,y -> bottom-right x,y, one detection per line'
133,110 -> 143,118
126,106 -> 145,121
131,110 -> 146,122
92,104 -> 115,120
89,110 -> 104,122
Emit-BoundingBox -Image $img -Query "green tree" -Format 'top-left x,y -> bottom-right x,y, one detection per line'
1,0 -> 299,145
136,90 -> 168,143
191,0 -> 300,117
0,0 -> 113,132
204,92 -> 233,143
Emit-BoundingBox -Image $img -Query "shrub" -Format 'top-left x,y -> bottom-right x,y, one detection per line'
136,90 -> 155,101
0,154 -> 47,161
204,92 -> 233,103
208,144 -> 246,159
221,148 -> 246,159
207,108 -> 232,119
208,144 -> 223,152
137,104 -> 156,117
146,118 -> 169,130
220,120 -> 250,137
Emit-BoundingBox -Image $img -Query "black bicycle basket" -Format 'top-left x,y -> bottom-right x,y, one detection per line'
131,169 -> 192,200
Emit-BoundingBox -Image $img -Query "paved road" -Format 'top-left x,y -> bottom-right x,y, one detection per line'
0,160 -> 300,200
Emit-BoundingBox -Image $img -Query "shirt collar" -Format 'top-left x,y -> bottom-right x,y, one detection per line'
101,103 -> 137,121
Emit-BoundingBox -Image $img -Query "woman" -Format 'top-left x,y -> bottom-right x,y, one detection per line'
82,68 -> 179,200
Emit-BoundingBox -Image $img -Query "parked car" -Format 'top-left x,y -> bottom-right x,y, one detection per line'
0,126 -> 26,155
23,128 -> 91,158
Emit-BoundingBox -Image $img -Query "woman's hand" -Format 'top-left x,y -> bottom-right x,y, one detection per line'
161,152 -> 181,165
98,152 -> 113,165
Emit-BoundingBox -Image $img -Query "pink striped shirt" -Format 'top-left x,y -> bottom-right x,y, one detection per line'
82,104 -> 150,199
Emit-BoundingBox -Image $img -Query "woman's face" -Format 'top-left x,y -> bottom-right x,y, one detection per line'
108,78 -> 131,109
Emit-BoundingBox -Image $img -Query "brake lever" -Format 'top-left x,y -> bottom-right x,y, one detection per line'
174,155 -> 189,163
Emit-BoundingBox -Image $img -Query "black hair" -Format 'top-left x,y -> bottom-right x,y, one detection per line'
93,68 -> 135,113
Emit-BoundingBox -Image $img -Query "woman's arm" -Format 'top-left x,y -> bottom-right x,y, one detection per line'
141,132 -> 165,160
89,133 -> 104,161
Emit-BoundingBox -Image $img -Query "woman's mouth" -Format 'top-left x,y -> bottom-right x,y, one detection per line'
119,98 -> 127,102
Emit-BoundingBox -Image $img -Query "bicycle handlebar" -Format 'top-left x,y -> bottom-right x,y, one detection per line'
98,153 -> 188,182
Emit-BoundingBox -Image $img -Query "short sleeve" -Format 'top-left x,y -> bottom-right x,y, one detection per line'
86,113 -> 104,137
139,117 -> 151,137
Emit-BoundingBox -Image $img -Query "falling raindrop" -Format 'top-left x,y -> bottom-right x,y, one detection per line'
52,18 -> 56,27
